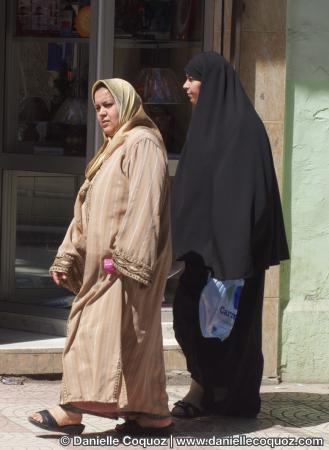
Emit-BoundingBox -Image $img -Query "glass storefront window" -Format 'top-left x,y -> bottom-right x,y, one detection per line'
2,171 -> 82,306
5,0 -> 90,157
114,0 -> 205,155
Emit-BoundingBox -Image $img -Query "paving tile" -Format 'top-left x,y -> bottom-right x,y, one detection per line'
0,382 -> 329,450
0,432 -> 60,450
0,413 -> 28,433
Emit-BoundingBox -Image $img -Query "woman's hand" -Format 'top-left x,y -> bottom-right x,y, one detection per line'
51,271 -> 67,286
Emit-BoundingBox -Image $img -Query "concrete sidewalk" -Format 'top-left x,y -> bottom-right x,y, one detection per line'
0,379 -> 328,449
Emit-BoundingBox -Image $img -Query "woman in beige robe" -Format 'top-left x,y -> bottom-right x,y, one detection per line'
28,79 -> 172,435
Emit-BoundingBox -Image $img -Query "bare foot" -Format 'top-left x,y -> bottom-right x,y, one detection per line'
29,405 -> 82,426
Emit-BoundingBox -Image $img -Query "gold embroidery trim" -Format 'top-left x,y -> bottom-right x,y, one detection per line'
49,254 -> 74,273
112,249 -> 152,287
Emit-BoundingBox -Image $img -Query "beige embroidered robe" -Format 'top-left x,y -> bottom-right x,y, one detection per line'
50,126 -> 171,417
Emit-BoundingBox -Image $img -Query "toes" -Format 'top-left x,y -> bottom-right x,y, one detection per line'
30,412 -> 42,422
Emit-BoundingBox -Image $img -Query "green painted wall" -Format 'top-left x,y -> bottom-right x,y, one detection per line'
280,0 -> 329,381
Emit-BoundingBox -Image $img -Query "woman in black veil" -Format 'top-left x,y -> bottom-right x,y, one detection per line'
171,52 -> 289,418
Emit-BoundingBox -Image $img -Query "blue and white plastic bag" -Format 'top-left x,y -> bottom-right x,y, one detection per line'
199,277 -> 245,341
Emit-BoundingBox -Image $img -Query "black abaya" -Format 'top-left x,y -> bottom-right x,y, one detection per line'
171,53 -> 289,417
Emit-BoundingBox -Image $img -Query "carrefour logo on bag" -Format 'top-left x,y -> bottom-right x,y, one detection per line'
219,306 -> 237,320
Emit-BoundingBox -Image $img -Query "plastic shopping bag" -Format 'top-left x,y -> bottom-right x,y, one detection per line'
199,277 -> 244,341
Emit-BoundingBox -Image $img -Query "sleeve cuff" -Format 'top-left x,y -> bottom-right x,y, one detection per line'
112,249 -> 152,287
49,254 -> 82,294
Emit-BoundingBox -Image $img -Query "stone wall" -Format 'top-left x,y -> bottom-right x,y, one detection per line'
212,0 -> 287,378
280,0 -> 329,382
240,0 -> 287,379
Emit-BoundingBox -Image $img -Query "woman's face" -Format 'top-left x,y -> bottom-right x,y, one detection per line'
183,75 -> 202,105
94,87 -> 120,137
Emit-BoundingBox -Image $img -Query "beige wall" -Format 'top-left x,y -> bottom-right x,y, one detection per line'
213,0 -> 287,378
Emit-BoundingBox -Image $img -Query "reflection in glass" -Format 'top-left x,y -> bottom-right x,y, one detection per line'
135,67 -> 184,104
9,40 -> 89,156
113,1 -> 205,155
114,0 -> 203,41
16,0 -> 91,39
15,175 -> 78,306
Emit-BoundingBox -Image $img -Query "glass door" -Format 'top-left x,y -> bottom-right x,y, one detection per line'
1,171 -> 84,306
113,0 -> 207,304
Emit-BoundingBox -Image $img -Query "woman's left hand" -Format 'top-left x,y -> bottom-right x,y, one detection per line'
51,271 -> 67,286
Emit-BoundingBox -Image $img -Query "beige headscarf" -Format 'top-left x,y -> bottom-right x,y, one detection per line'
86,78 -> 159,180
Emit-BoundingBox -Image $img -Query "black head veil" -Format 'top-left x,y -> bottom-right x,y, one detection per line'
171,52 -> 289,279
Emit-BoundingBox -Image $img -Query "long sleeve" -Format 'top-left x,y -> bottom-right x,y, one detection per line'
112,137 -> 169,286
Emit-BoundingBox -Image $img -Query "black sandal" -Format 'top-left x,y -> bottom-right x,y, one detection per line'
171,400 -> 204,418
28,409 -> 85,435
115,419 -> 174,437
